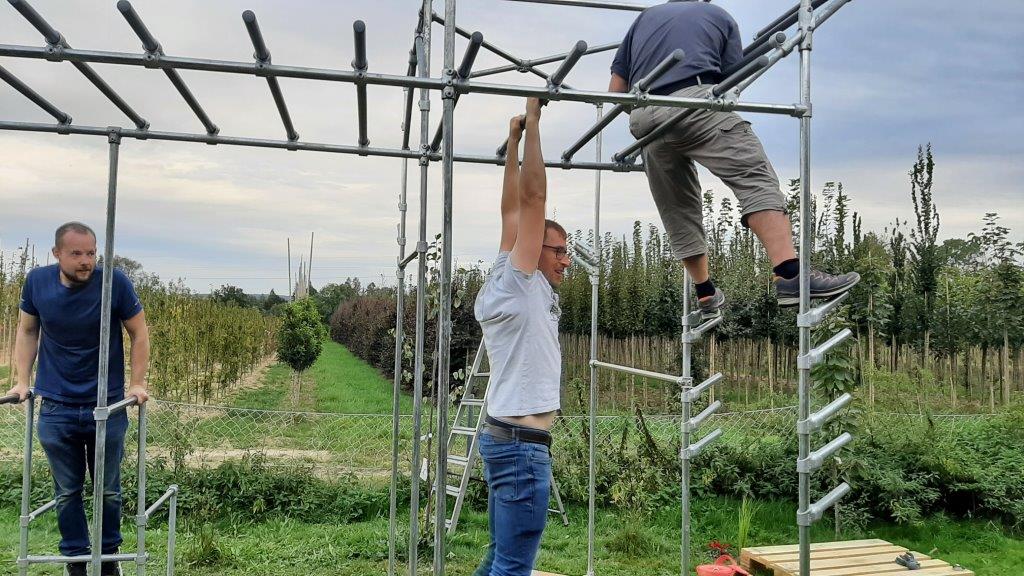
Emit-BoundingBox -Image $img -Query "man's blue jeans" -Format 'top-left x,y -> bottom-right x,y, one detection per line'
37,398 -> 128,557
472,432 -> 551,576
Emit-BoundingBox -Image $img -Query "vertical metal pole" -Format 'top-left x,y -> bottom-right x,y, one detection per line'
389,152 -> 411,576
409,2 -> 431,574
166,488 -> 177,576
680,272 -> 692,576
287,238 -> 292,299
797,1 -> 814,575
434,0 -> 457,573
92,129 -> 122,576
586,103 -> 603,576
136,403 -> 147,576
18,396 -> 35,576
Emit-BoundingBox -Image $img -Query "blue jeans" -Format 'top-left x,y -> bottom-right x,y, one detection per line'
472,432 -> 552,576
37,398 -> 128,557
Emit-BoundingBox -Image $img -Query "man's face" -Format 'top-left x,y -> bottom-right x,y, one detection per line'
52,230 -> 97,286
538,228 -> 570,289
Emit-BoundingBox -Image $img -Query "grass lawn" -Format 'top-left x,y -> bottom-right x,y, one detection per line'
0,499 -> 1019,575
231,340 -> 412,415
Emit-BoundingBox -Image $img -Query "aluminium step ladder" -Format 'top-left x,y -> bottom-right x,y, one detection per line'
429,340 -> 569,534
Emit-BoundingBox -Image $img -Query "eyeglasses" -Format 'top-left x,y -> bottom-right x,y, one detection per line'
543,244 -> 571,259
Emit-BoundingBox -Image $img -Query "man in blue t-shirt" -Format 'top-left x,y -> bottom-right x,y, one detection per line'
610,0 -> 859,316
7,222 -> 150,576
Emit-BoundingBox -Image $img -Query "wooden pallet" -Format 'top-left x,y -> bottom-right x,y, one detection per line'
740,539 -> 973,576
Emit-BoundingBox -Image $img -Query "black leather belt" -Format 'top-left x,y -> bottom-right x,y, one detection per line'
483,415 -> 552,447
650,73 -> 722,96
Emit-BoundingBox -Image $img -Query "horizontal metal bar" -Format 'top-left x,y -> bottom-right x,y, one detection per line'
797,328 -> 853,369
0,120 -> 644,171
798,482 -> 851,526
684,372 -> 722,403
27,553 -> 141,564
502,0 -> 649,11
8,0 -> 61,45
684,400 -> 721,433
682,428 -> 722,460
0,44 -> 804,115
798,393 -> 853,434
106,395 -> 139,416
591,360 -> 687,385
399,251 -> 419,269
797,291 -> 849,327
470,42 -> 620,79
28,499 -> 56,521
144,486 -> 178,519
0,392 -> 24,405
548,40 -> 587,87
797,432 -> 852,473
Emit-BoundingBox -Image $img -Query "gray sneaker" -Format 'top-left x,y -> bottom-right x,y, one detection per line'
697,287 -> 726,319
775,270 -> 860,307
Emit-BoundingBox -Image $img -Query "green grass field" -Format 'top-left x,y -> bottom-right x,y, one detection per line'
1,345 -> 1021,574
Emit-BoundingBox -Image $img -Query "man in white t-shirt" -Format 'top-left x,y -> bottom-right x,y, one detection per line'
472,97 -> 570,576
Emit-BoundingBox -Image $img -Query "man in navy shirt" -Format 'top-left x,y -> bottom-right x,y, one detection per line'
610,0 -> 858,315
7,222 -> 150,576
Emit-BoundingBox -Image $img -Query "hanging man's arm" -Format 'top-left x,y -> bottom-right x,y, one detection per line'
510,98 -> 546,274
500,115 -> 525,252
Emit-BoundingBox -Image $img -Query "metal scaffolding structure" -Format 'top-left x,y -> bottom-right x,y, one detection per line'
0,1 -> 859,575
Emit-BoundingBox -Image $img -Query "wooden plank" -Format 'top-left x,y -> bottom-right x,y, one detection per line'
811,558 -> 946,576
742,539 -> 888,556
532,572 -> 566,576
766,545 -> 909,564
775,552 -> 932,572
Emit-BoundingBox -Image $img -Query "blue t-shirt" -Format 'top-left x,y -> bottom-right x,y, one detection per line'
19,265 -> 143,405
611,1 -> 743,92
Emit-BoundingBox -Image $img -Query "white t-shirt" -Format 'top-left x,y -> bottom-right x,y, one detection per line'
473,251 -> 562,417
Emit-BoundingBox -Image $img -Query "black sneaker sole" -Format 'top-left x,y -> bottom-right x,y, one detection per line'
777,276 -> 861,308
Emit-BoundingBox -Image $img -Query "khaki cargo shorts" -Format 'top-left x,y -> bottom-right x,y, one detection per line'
629,83 -> 787,260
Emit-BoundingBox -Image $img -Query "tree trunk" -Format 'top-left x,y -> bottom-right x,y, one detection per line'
1003,329 -> 1011,405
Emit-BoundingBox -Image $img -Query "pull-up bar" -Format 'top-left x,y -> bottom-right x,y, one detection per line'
470,42 -> 620,80
496,39 -> 589,157
0,64 -> 70,124
430,31 -> 484,152
561,48 -> 684,162
745,0 -> 828,56
353,20 -> 369,148
116,1 -> 218,135
243,10 -> 299,142
8,0 -> 148,129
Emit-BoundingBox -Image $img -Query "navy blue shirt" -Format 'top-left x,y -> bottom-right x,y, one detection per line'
19,265 -> 143,405
611,1 -> 743,92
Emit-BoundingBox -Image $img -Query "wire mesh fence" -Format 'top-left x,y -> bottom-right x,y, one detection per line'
0,400 -> 999,480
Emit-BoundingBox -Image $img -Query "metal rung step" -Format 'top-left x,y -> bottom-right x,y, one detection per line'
472,372 -> 491,377
445,485 -> 461,497
547,508 -> 560,514
444,519 -> 452,529
461,398 -> 484,407
448,455 -> 469,467
451,426 -> 476,436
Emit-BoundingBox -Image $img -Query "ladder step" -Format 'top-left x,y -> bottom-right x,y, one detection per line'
461,398 -> 484,407
451,426 -> 477,436
445,485 -> 461,497
448,455 -> 469,467
444,519 -> 452,529
472,372 -> 491,377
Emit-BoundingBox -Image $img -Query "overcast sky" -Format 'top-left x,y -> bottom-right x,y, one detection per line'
2,0 -> 1022,294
